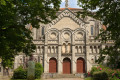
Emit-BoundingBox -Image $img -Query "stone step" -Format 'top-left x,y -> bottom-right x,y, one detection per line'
42,73 -> 85,79
55,74 -> 76,78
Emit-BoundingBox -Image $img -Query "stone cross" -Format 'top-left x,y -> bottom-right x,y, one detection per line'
65,0 -> 69,8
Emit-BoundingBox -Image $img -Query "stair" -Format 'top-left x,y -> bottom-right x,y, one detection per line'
42,73 -> 86,79
56,74 -> 76,78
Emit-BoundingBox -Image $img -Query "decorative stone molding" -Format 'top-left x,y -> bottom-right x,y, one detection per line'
48,40 -> 58,44
61,53 -> 72,56
33,40 -> 44,44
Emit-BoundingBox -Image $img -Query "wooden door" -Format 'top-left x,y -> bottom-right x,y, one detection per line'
49,58 -> 57,73
77,58 -> 85,73
63,58 -> 71,74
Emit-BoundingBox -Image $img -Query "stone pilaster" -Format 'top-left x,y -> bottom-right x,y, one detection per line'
14,56 -> 18,69
86,45 -> 90,72
58,46 -> 62,74
72,45 -> 76,74
44,32 -> 48,73
58,32 -> 62,74
44,46 -> 48,73
1,66 -> 3,76
33,28 -> 36,40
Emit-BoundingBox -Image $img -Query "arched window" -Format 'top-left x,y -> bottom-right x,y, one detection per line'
38,56 -> 40,62
62,43 -> 66,53
91,25 -> 94,35
94,46 -> 97,53
79,46 -> 82,53
67,43 -> 71,53
51,46 -> 54,53
48,46 -> 51,53
75,46 -> 78,53
90,46 -> 93,53
41,27 -> 44,35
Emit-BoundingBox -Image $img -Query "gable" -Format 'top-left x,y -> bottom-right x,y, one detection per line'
51,17 -> 80,30
47,9 -> 86,30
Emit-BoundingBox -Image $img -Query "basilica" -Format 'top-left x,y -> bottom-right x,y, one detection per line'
0,1 -> 114,78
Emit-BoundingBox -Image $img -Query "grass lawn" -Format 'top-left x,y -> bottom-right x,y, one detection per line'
84,77 -> 92,80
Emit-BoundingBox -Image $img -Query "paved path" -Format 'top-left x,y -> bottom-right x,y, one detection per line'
42,78 -> 84,80
0,76 -> 10,80
0,76 -> 84,80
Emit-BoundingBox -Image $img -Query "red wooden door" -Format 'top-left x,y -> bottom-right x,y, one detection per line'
63,58 -> 71,74
77,58 -> 85,73
49,58 -> 57,73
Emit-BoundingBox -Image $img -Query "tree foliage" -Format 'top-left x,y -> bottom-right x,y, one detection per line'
78,0 -> 120,68
0,0 -> 61,67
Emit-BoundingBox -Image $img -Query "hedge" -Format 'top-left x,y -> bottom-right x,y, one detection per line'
93,71 -> 108,80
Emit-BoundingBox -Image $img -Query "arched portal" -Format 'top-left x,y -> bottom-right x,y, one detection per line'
49,58 -> 57,73
77,57 -> 85,73
63,58 -> 71,74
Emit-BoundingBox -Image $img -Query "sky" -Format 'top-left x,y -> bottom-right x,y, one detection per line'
60,0 -> 80,8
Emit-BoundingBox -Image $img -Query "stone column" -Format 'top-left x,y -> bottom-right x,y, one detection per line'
55,46 -> 56,53
72,45 -> 76,74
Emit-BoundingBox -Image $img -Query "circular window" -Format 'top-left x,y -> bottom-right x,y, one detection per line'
76,32 -> 83,39
50,32 -> 57,39
63,32 -> 70,40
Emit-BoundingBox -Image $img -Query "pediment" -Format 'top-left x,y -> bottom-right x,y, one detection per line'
47,9 -> 86,30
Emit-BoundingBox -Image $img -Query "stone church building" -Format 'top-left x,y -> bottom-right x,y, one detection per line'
14,8 -> 102,74
0,1 -> 113,77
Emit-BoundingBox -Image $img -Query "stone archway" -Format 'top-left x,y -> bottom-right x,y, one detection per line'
76,57 -> 85,73
49,58 -> 57,73
63,58 -> 71,74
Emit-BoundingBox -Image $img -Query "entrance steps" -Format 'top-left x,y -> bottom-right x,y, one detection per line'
42,73 -> 86,79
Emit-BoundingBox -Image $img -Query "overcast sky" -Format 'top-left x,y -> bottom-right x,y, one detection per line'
60,0 -> 80,8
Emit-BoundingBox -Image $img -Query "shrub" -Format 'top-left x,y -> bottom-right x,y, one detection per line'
109,76 -> 120,80
93,71 -> 108,80
35,63 -> 43,79
12,63 -> 43,79
90,67 -> 98,76
85,77 -> 92,80
116,70 -> 120,79
12,66 -> 27,79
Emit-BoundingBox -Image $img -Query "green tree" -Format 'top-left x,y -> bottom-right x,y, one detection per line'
0,0 -> 61,67
78,0 -> 120,68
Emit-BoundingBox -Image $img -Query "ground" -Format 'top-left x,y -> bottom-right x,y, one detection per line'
43,78 -> 84,80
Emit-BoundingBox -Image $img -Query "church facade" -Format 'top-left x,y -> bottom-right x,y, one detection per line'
13,8 -> 113,75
